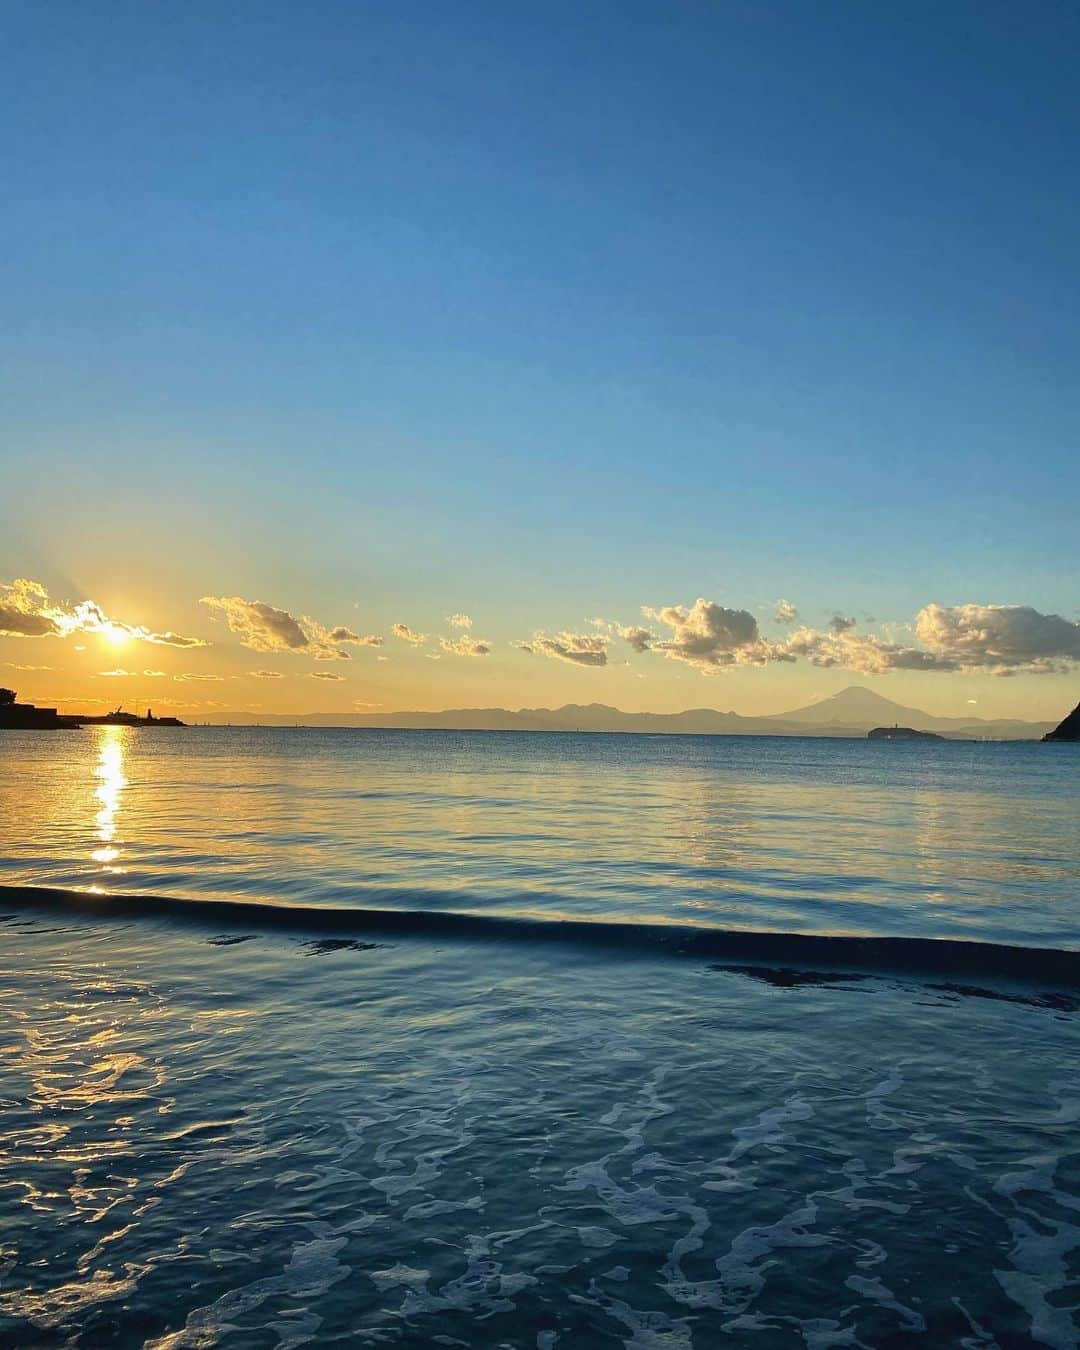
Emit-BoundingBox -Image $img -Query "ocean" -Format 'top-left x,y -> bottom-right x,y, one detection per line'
1,726 -> 1078,1347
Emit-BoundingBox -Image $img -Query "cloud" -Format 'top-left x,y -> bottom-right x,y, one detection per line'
201,595 -> 377,660
98,669 -> 133,677
0,579 -> 66,637
310,671 -> 346,681
440,634 -> 491,657
392,623 -> 426,646
446,613 -> 472,630
201,595 -> 310,652
305,619 -> 383,649
3,662 -> 53,671
526,632 -> 609,667
781,627 -> 957,674
250,669 -> 287,679
1,578 -> 206,647
773,600 -> 799,625
141,630 -> 207,648
829,615 -> 857,633
643,599 -> 788,670
173,673 -> 226,682
914,603 -> 1080,674
614,623 -> 656,653
143,670 -> 167,677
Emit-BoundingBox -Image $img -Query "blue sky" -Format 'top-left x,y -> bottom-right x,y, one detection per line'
2,1 -> 1078,717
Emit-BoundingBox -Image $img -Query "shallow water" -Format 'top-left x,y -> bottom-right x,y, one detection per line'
1,726 -> 1078,945
0,914 -> 1077,1348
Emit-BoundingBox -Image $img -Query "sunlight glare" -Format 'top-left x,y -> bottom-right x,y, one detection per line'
102,622 -> 131,647
92,728 -> 128,872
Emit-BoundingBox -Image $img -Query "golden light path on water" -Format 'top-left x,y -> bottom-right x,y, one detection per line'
90,727 -> 127,874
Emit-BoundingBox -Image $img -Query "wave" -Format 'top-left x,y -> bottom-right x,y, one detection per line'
3,882 -> 1080,988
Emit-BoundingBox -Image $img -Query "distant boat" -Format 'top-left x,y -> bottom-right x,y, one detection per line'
868,725 -> 944,741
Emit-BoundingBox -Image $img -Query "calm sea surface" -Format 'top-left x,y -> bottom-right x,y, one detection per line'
1,726 -> 1078,944
1,728 -> 1078,1347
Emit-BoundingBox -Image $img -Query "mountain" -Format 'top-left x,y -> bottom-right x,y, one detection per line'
201,687 -> 1053,739
1043,701 -> 1080,742
764,685 -> 1046,736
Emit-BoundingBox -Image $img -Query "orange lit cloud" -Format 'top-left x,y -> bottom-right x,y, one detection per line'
392,623 -> 426,646
440,634 -> 491,656
201,595 -> 380,660
0,578 -> 206,648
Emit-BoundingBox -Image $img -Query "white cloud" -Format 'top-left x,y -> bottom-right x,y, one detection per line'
310,671 -> 346,681
643,599 -> 788,671
1,578 -> 206,647
773,600 -> 799,625
173,673 -> 226,682
392,623 -> 427,646
440,634 -> 491,656
781,626 -> 957,674
915,603 -> 1080,674
446,613 -> 472,630
250,669 -> 287,679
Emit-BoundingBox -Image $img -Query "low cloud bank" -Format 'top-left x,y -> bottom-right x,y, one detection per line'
593,597 -> 1080,678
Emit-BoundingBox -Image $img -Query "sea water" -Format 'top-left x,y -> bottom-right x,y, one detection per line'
1,726 -> 1078,945
0,727 -> 1078,1347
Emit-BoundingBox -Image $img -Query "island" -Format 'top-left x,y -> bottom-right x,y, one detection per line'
868,725 -> 944,740
1043,701 -> 1080,742
0,688 -> 185,730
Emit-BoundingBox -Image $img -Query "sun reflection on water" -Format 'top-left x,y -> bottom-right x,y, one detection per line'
91,728 -> 128,872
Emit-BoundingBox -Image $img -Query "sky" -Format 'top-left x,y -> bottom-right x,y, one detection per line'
2,0 -> 1079,722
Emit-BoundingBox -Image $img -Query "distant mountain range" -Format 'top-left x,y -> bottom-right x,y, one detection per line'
204,685 -> 1057,740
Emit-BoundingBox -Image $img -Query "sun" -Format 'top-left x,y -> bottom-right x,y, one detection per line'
101,622 -> 132,648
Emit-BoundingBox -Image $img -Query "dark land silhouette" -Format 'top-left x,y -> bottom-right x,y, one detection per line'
0,689 -> 185,730
1043,702 -> 1080,742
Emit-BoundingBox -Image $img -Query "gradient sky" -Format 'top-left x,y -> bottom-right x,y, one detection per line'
3,1 -> 1078,721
